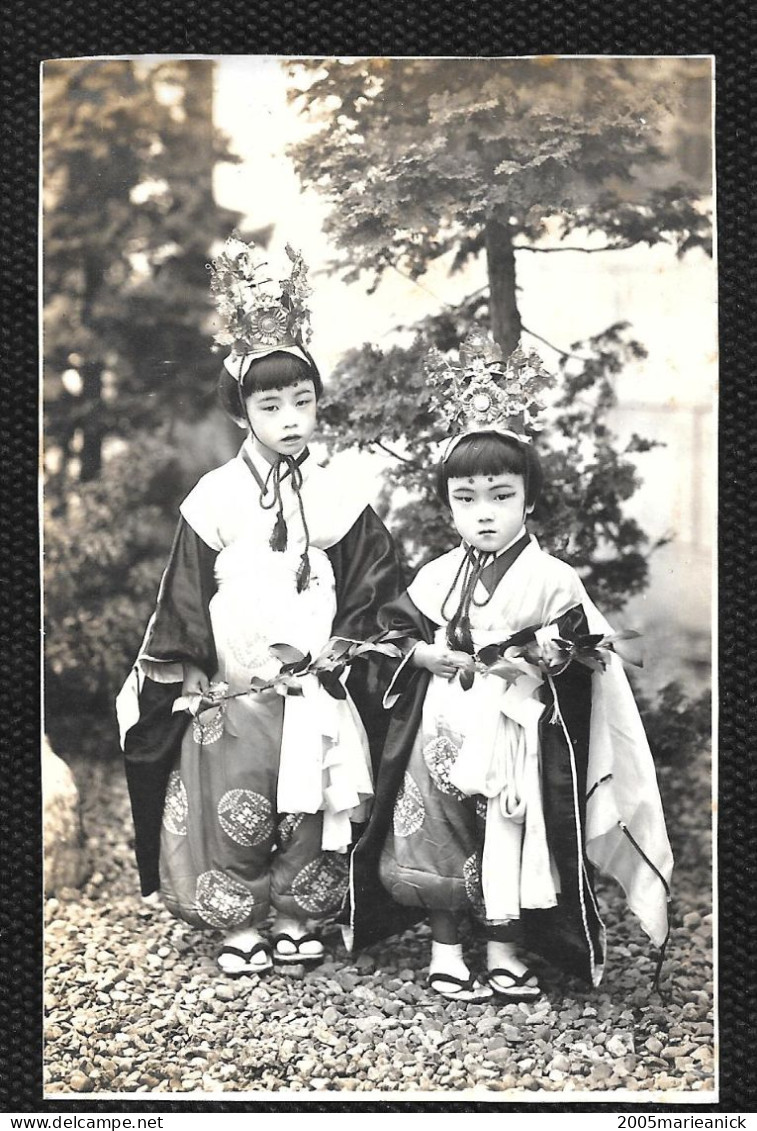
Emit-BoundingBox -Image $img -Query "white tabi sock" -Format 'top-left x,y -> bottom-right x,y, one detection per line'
429,941 -> 470,982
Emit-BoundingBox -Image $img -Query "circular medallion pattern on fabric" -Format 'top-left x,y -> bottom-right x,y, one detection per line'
291,853 -> 349,916
277,812 -> 305,848
423,735 -> 467,799
393,772 -> 425,837
195,870 -> 255,930
463,853 -> 487,917
162,770 -> 188,836
192,706 -> 225,746
218,789 -> 274,847
228,626 -> 278,674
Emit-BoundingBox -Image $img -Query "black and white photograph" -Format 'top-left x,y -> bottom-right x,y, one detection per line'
41,55 -> 716,1101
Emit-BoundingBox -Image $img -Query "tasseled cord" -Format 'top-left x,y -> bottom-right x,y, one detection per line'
236,375 -> 311,589
441,546 -> 492,653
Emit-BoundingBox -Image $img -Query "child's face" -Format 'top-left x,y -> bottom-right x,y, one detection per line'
245,380 -> 317,459
447,472 -> 531,552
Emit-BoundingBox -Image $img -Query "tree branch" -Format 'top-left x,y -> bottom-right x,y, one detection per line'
371,439 -> 416,464
521,324 -> 589,362
513,242 -> 636,254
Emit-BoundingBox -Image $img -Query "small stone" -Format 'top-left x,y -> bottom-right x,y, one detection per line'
656,1074 -> 684,1091
355,1016 -> 384,1033
69,1071 -> 94,1093
548,1054 -> 571,1073
486,1048 -> 513,1068
215,984 -> 236,1002
645,1037 -> 664,1055
606,1034 -> 630,1057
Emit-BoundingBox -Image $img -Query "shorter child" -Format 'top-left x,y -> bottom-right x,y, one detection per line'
348,336 -> 673,1004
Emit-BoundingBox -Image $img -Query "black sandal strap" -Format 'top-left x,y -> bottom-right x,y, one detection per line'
486,966 -> 537,987
273,931 -> 320,948
428,971 -> 478,992
220,941 -> 271,963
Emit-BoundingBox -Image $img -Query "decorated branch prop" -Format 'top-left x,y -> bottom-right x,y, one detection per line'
179,633 -> 405,745
449,628 -> 642,693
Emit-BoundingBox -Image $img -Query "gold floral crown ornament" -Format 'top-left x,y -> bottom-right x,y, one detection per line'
207,235 -> 313,381
425,331 -> 555,456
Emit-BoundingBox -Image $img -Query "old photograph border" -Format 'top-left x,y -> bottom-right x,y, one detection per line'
1,3 -> 754,1116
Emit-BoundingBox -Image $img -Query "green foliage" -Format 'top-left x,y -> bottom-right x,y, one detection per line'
292,57 -> 710,613
634,681 -> 712,764
44,435 -> 185,714
288,58 -> 709,286
320,308 -> 663,611
43,59 -> 239,483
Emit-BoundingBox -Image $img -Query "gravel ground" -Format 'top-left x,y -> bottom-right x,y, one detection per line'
43,742 -> 714,1098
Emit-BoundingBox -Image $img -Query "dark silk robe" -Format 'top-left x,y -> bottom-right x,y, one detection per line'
123,505 -> 403,896
347,588 -> 607,984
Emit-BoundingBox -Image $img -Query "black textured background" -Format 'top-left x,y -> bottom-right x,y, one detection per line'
1,0 -> 753,1113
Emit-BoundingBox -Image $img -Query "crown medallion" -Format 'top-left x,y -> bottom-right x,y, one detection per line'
426,331 -> 554,449
207,235 -> 312,368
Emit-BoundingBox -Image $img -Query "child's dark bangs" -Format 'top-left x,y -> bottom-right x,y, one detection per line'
244,351 -> 317,395
445,433 -> 526,480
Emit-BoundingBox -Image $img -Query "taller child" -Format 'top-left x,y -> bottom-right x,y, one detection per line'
117,237 -> 402,977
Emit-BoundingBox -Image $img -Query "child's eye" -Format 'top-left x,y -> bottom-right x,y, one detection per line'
495,493 -> 515,501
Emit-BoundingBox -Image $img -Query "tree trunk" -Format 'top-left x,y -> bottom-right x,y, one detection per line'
79,359 -> 104,481
485,217 -> 521,355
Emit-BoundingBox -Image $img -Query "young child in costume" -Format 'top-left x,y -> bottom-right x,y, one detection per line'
117,237 -> 402,977
347,333 -> 673,1004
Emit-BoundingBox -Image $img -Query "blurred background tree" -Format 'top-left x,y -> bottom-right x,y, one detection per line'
288,58 -> 712,609
43,59 -> 240,729
43,58 -> 239,489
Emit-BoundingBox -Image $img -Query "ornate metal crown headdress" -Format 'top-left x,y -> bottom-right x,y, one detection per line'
425,330 -> 555,454
207,235 -> 313,380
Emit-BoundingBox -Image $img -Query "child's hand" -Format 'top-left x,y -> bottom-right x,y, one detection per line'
412,642 -> 472,679
182,663 -> 210,699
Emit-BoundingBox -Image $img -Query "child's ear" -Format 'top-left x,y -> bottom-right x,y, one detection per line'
525,503 -> 535,516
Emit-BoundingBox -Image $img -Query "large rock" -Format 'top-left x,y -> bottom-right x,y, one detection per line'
43,737 -> 91,895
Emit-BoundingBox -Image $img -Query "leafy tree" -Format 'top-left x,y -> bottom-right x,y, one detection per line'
44,434 -> 185,722
43,59 -> 243,739
43,58 -> 239,487
288,58 -> 711,606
